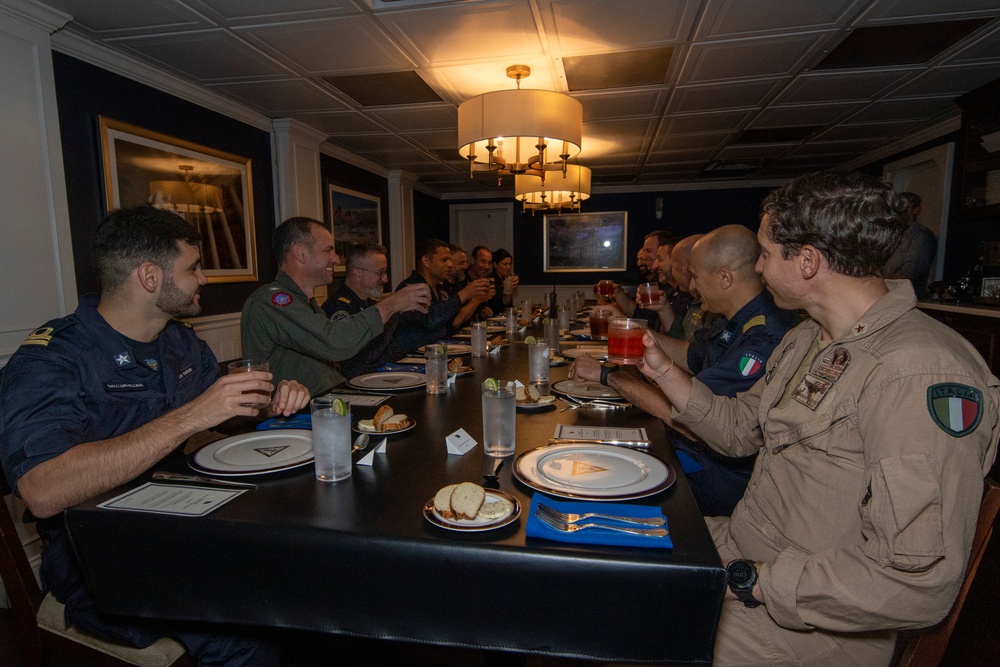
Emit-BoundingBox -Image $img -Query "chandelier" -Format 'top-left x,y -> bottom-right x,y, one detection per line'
457,65 -> 583,179
514,164 -> 591,214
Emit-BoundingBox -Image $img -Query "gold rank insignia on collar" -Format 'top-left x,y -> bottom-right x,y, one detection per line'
743,315 -> 766,333
22,327 -> 54,347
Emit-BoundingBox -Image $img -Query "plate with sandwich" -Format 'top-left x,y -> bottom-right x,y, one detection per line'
424,482 -> 521,532
515,384 -> 557,411
353,405 -> 415,435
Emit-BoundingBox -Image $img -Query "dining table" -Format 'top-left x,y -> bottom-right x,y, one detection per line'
65,328 -> 727,664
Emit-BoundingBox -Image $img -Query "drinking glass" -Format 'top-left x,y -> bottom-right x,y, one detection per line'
544,318 -> 561,354
527,338 -> 551,396
482,380 -> 516,457
637,282 -> 662,307
471,321 -> 488,357
503,275 -> 515,295
597,279 -> 616,299
589,306 -> 612,340
310,396 -> 352,482
558,305 -> 570,332
227,359 -> 271,408
425,343 -> 448,394
505,307 -> 518,335
608,318 -> 648,364
520,299 -> 532,321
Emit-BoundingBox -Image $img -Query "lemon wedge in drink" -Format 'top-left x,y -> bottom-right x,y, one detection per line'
523,336 -> 537,345
332,398 -> 348,416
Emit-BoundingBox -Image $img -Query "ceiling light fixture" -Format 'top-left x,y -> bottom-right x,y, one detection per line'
514,164 -> 591,214
458,65 -> 583,181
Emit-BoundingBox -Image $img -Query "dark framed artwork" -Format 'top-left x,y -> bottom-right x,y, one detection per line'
326,183 -> 382,273
543,211 -> 628,272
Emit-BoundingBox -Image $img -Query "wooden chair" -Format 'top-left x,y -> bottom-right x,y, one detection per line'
0,476 -> 192,666
894,476 -> 1000,667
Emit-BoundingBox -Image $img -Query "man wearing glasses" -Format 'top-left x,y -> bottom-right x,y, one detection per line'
322,242 -> 406,377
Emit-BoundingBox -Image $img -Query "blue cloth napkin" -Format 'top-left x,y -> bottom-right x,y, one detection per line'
675,449 -> 703,474
574,334 -> 593,340
525,494 -> 671,549
256,413 -> 312,430
378,363 -> 425,373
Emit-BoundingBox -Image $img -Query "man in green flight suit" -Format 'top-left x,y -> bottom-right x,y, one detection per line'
241,217 -> 431,394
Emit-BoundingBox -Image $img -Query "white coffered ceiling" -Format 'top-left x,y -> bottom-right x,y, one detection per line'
36,0 -> 1000,195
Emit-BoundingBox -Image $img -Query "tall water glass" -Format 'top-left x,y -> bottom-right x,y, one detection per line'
608,318 -> 648,364
527,338 -> 551,395
311,396 -> 352,482
471,321 -> 488,357
544,318 -> 561,354
482,380 -> 516,457
520,299 -> 533,321
425,343 -> 448,394
505,307 -> 518,335
558,305 -> 570,332
227,359 -> 271,408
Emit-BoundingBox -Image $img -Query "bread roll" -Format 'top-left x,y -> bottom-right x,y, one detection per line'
434,484 -> 459,519
372,405 -> 393,431
450,482 -> 485,520
380,414 -> 409,431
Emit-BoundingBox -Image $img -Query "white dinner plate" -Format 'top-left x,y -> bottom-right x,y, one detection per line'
514,443 -> 675,501
516,395 -> 558,411
551,379 -> 623,400
347,372 -> 426,391
560,346 -> 609,360
417,343 -> 472,356
353,417 -> 416,436
423,489 -> 521,532
190,430 -> 314,476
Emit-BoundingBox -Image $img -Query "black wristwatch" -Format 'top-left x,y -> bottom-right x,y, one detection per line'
725,559 -> 761,608
599,362 -> 619,386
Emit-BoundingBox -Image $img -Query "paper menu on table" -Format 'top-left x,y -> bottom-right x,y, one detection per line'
98,483 -> 246,517
553,425 -> 649,441
323,392 -> 390,406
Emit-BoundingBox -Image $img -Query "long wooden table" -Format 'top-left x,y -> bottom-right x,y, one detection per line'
66,338 -> 726,663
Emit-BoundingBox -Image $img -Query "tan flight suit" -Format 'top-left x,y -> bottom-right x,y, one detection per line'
675,281 -> 1000,667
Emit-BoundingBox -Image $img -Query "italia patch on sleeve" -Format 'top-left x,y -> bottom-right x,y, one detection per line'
739,352 -> 765,377
928,383 -> 983,437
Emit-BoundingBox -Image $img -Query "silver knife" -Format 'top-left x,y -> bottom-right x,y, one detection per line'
152,471 -> 257,489
549,438 -> 650,448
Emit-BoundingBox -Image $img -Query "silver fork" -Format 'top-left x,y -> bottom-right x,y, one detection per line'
535,508 -> 669,537
537,502 -> 665,527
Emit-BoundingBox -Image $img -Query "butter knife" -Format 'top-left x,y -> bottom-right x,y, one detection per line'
548,438 -> 650,448
152,471 -> 257,489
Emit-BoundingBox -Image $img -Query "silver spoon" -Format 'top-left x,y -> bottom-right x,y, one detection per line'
351,432 -> 370,455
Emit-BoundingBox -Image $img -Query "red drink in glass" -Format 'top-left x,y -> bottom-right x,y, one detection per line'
608,318 -> 648,364
589,307 -> 611,339
597,280 -> 616,298
637,282 -> 661,306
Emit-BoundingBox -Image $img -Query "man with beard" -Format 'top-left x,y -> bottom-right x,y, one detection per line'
641,172 -> 999,666
467,245 -> 497,318
0,207 -> 311,665
448,244 -> 470,290
241,217 -> 431,394
322,242 -> 405,378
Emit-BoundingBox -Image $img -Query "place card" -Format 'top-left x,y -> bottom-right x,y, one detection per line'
357,437 -> 388,466
98,483 -> 245,517
446,428 -> 477,455
553,424 -> 649,441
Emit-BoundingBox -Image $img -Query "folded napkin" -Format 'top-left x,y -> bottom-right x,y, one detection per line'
575,334 -> 593,341
525,494 -> 671,549
379,363 -> 425,373
674,450 -> 704,474
256,413 -> 312,430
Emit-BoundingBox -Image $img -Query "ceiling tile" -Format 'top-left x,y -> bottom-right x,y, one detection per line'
564,47 -> 674,91
750,102 -> 859,128
683,33 -> 828,84
664,109 -> 754,135
670,79 -> 786,113
108,30 -> 289,80
322,71 -> 441,106
846,96 -> 959,124
653,131 -> 731,153
330,133 -> 417,152
209,79 -> 348,113
543,0 -> 699,51
36,0 -> 207,33
815,19 -> 992,69
293,112 -> 386,135
198,0 -> 356,24
893,63 -> 1000,96
696,0 -> 859,38
577,89 -> 665,121
774,70 -> 908,104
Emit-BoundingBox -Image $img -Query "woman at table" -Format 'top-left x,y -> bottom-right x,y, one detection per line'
486,248 -> 518,315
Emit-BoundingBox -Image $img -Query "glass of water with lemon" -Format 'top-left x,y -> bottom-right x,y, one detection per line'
482,378 -> 516,457
310,396 -> 352,482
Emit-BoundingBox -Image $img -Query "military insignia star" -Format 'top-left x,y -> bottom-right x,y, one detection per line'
854,324 -> 865,334
114,353 -> 130,366
721,331 -> 733,342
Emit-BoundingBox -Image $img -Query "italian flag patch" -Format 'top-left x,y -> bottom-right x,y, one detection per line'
739,352 -> 765,378
927,383 -> 983,437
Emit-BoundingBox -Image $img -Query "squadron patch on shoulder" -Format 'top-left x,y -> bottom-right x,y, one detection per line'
272,292 -> 293,307
928,383 -> 983,437
22,327 -> 54,347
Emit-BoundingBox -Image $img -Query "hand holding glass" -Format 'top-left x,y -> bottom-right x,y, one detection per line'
637,283 -> 661,306
608,318 -> 648,364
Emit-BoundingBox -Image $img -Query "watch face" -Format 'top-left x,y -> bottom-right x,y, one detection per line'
727,560 -> 755,587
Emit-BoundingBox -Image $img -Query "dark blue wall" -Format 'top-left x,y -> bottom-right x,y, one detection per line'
52,52 -> 277,316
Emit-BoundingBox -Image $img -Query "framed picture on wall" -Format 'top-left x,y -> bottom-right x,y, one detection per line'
325,183 -> 382,274
543,211 -> 628,272
99,116 -> 257,283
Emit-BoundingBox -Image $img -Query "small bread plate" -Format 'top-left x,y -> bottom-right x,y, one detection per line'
190,430 -> 314,477
353,417 -> 416,436
417,343 -> 472,356
423,489 -> 521,532
552,379 -> 624,401
514,443 -> 675,501
449,366 -> 476,376
516,395 -> 558,411
561,346 -> 609,360
549,355 -> 568,367
347,372 -> 426,391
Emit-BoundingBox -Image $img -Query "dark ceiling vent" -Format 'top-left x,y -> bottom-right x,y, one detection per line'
322,71 -> 442,106
816,19 -> 991,69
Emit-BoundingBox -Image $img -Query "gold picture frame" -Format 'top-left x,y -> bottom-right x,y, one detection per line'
99,116 -> 257,283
